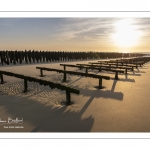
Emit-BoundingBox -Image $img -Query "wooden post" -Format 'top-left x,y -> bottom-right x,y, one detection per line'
140,64 -> 142,67
79,65 -> 82,70
66,91 -> 71,105
63,72 -> 67,82
40,69 -> 43,77
109,64 -> 111,69
132,67 -> 134,71
86,68 -> 88,74
125,69 -> 127,74
24,78 -> 28,92
115,72 -> 118,80
0,73 -> 4,84
64,66 -> 66,71
98,78 -> 102,88
99,67 -> 101,72
136,65 -> 138,69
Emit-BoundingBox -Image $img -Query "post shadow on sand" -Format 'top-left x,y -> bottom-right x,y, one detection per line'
0,94 -> 94,132
76,85 -> 124,101
0,84 -> 94,132
113,75 -> 135,83
71,68 -> 134,83
62,75 -> 124,101
134,68 -> 146,73
139,67 -> 148,69
109,77 -> 135,83
73,80 -> 123,122
43,73 -> 83,84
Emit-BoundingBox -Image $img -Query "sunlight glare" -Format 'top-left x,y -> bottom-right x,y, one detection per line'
111,19 -> 142,48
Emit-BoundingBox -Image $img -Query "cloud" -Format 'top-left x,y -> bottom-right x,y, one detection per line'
132,18 -> 150,34
51,18 -> 117,43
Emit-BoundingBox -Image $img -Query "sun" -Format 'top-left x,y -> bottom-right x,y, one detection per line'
111,19 -> 142,48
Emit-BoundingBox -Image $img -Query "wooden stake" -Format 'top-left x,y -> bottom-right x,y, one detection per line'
99,78 -> 102,88
40,69 -> 43,77
115,72 -> 118,80
0,73 -> 4,84
79,65 -> 82,70
86,68 -> 88,74
66,91 -> 71,105
64,66 -> 66,71
63,72 -> 67,82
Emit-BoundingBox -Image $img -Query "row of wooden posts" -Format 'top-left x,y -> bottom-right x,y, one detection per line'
36,56 -> 150,95
36,67 -> 110,88
1,56 -> 150,105
0,50 -> 145,65
0,71 -> 79,105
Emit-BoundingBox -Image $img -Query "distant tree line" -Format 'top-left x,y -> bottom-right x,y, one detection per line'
0,50 -> 145,65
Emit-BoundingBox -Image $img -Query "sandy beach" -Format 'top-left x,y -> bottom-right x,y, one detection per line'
0,59 -> 150,132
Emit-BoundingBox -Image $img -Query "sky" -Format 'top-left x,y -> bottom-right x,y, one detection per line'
0,18 -> 150,52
